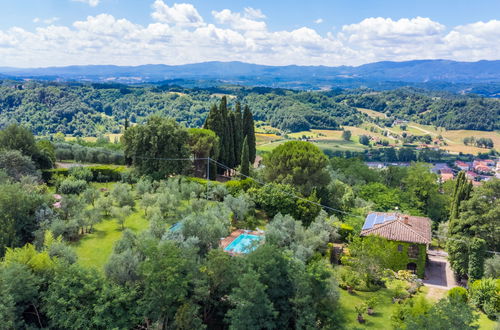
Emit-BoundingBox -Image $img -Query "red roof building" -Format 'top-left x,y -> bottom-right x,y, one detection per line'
455,161 -> 470,171
441,173 -> 454,181
361,212 -> 432,245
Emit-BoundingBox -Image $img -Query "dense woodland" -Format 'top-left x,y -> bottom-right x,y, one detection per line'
1,81 -> 498,136
339,88 -> 500,131
0,119 -> 498,329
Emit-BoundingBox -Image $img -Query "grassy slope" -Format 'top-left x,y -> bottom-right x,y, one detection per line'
357,107 -> 499,154
72,210 -> 148,270
258,119 -> 498,155
339,288 -> 396,329
339,287 -> 497,329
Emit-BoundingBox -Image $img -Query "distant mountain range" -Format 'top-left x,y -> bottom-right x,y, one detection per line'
1,60 -> 500,93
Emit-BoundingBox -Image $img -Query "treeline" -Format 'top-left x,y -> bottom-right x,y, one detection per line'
339,87 -> 500,131
1,81 -> 496,135
54,142 -> 125,165
463,136 -> 494,148
0,81 -> 360,135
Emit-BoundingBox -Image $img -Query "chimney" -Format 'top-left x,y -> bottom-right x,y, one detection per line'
403,216 -> 409,225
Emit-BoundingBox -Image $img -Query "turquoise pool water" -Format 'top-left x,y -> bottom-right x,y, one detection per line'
224,234 -> 263,254
170,222 -> 182,232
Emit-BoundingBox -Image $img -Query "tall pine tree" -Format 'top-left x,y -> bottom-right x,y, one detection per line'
243,105 -> 256,163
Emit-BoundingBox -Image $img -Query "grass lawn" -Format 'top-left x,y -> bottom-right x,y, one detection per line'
477,314 -> 498,330
339,288 -> 396,329
339,287 -> 497,329
72,210 -> 148,270
256,140 -> 288,152
314,140 -> 367,152
255,133 -> 283,145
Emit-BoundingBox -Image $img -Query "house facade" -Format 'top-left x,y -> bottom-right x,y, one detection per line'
360,212 -> 432,278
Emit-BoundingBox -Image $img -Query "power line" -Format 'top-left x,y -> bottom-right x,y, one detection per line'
434,235 -> 499,255
209,158 -> 356,216
62,152 -> 500,255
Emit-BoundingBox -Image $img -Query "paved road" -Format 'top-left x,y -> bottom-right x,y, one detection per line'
423,254 -> 457,289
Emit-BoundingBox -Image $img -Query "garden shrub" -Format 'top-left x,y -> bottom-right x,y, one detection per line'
484,255 -> 500,278
337,223 -> 354,242
42,168 -> 69,182
447,287 -> 468,303
90,165 -> 125,182
68,166 -> 93,182
337,266 -> 362,291
386,279 -> 410,300
469,278 -> 500,319
225,178 -> 257,195
43,166 -> 125,183
120,168 -> 140,184
57,178 -> 87,195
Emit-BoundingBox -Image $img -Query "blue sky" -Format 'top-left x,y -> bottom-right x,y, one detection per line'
0,0 -> 499,67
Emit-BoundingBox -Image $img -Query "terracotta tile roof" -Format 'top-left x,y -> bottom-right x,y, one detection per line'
361,213 -> 432,244
441,173 -> 454,181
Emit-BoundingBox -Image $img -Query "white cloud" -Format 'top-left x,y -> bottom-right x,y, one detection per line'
73,14 -> 140,37
0,4 -> 499,68
34,17 -> 60,24
314,18 -> 323,24
151,1 -> 204,27
244,7 -> 266,20
72,0 -> 100,7
212,9 -> 266,31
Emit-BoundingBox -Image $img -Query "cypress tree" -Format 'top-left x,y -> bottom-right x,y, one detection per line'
449,171 -> 472,233
243,105 -> 256,163
233,102 -> 243,166
227,111 -> 235,167
219,97 -> 230,167
241,136 -> 250,177
468,237 -> 486,281
204,103 -> 225,173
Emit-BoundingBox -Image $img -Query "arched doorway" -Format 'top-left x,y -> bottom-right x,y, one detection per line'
407,262 -> 417,274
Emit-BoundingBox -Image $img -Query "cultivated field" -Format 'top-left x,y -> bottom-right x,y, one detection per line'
356,107 -> 388,119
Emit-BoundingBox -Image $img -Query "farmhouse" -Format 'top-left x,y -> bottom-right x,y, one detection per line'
360,212 -> 432,278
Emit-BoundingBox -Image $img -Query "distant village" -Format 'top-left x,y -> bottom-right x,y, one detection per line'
366,158 -> 499,186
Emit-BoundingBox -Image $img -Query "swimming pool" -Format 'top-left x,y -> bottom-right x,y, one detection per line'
224,234 -> 263,254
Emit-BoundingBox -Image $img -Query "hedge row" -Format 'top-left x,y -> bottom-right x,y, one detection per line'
43,165 -> 126,183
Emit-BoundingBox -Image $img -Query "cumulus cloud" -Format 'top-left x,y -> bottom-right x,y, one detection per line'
151,1 -> 204,27
212,9 -> 266,31
314,18 -> 323,24
0,4 -> 499,68
72,0 -> 100,7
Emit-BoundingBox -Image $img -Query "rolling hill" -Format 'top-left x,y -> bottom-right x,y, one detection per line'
1,60 -> 500,93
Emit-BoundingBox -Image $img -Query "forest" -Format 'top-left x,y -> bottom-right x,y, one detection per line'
0,116 -> 498,329
0,80 -> 498,136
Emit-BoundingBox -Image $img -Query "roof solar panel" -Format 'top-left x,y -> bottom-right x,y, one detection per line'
363,213 -> 396,230
362,213 -> 377,230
